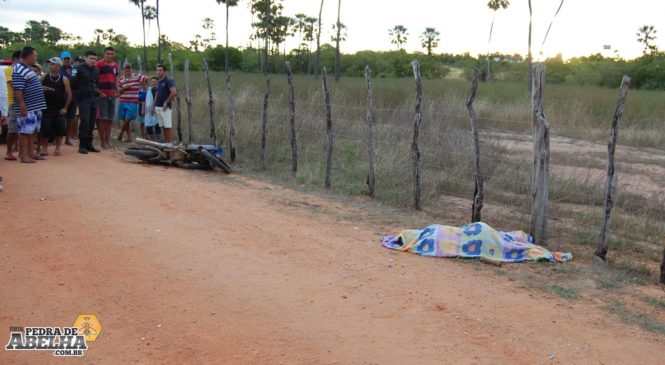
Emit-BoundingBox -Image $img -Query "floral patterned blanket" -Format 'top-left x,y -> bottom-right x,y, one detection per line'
380,222 -> 572,263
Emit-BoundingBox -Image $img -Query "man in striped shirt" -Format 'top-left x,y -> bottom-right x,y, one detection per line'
96,47 -> 118,150
12,46 -> 47,164
116,62 -> 145,142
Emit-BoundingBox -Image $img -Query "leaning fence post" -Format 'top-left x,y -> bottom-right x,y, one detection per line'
260,77 -> 270,170
202,57 -> 217,146
168,53 -> 183,142
596,75 -> 630,262
412,60 -> 423,211
183,59 -> 193,144
530,64 -> 550,245
321,67 -> 334,188
225,73 -> 237,162
285,61 -> 298,177
364,65 -> 376,198
467,68 -> 483,223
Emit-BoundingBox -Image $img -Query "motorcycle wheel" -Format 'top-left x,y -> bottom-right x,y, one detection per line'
124,148 -> 159,160
199,149 -> 232,174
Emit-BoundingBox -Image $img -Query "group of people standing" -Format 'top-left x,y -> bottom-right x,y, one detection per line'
0,45 -> 178,164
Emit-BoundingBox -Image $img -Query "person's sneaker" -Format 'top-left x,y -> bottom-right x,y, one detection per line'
78,147 -> 89,154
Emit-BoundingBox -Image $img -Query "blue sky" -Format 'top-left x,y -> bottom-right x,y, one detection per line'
2,0 -> 665,60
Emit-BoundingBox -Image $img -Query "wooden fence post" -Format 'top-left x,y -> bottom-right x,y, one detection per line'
168,53 -> 183,143
412,60 -> 423,211
364,65 -> 376,198
321,67 -> 334,188
183,59 -> 193,144
202,58 -> 217,146
261,77 -> 270,170
467,68 -> 483,222
596,75 -> 630,262
660,247 -> 665,284
530,64 -> 550,245
225,73 -> 237,162
285,61 -> 298,177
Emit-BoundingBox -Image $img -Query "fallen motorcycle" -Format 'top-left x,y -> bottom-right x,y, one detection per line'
124,138 -> 231,174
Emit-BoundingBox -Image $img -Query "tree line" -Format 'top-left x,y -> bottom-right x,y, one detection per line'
3,0 -> 665,90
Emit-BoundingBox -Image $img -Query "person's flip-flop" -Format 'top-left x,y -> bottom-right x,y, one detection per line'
54,151 -> 62,156
20,159 -> 36,164
40,152 -> 49,156
4,155 -> 17,161
32,155 -> 46,160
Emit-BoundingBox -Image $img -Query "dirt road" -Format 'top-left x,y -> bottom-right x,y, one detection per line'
0,146 -> 662,364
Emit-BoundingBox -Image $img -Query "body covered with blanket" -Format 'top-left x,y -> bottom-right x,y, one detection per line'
381,222 -> 571,263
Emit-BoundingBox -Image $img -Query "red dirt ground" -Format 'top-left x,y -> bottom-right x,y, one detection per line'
0,145 -> 663,364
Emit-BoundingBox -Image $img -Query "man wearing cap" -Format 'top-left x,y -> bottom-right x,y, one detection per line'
73,50 -> 100,154
116,62 -> 145,142
39,57 -> 71,156
60,51 -> 78,146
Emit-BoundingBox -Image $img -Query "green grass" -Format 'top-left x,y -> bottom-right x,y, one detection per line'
548,285 -> 580,300
606,300 -> 665,335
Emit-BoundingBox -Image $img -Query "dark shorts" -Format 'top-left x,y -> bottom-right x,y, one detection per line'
66,100 -> 78,120
40,114 -> 67,138
96,96 -> 116,120
146,125 -> 161,136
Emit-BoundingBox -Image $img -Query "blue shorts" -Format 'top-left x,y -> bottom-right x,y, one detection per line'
16,110 -> 42,135
118,102 -> 138,121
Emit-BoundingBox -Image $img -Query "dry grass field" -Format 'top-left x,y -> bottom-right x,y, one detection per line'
171,69 -> 665,333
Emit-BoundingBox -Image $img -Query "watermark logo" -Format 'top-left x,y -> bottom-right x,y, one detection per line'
72,314 -> 102,342
4,314 -> 102,357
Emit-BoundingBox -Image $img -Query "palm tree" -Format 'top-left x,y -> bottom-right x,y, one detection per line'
420,27 -> 440,56
389,25 -> 408,50
129,0 -> 148,71
201,18 -> 216,49
294,13 -> 308,48
486,0 -> 509,80
334,0 -> 342,81
216,0 -> 240,73
637,25 -> 658,55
